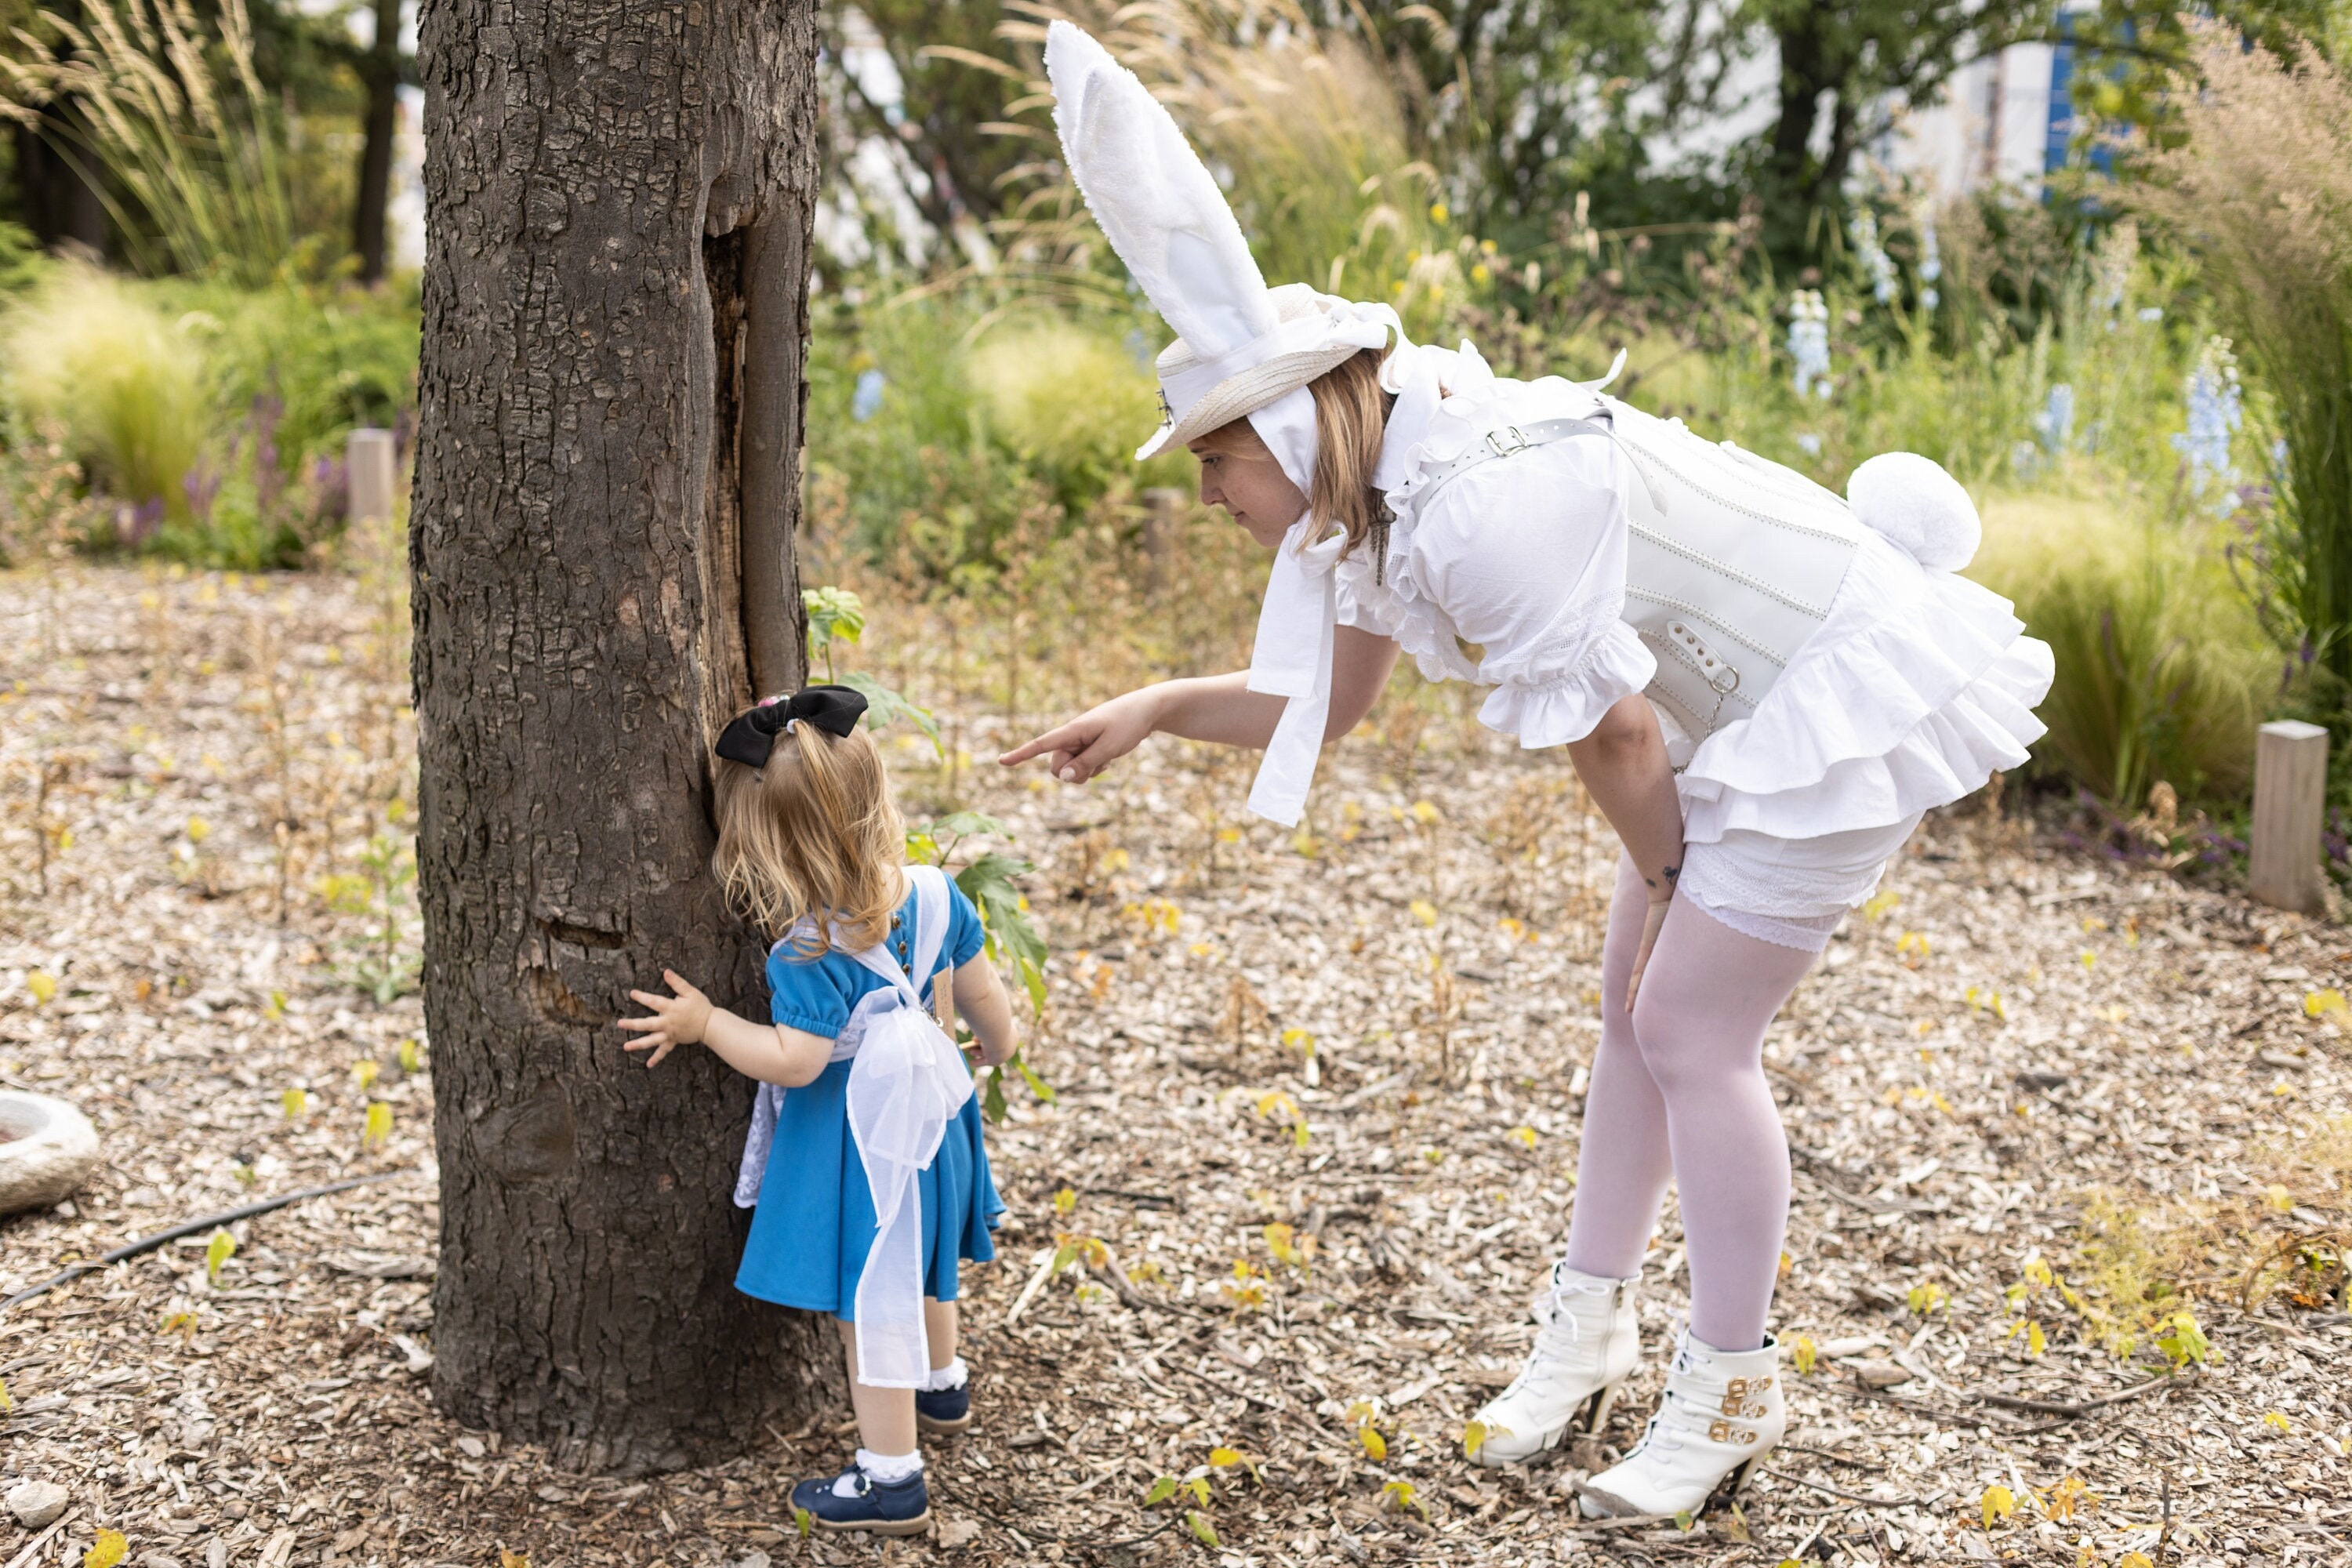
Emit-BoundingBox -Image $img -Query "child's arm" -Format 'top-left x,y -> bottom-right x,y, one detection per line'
950,954 -> 1018,1069
620,971 -> 833,1087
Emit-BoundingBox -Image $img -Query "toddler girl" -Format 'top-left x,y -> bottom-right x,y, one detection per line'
620,685 -> 1016,1536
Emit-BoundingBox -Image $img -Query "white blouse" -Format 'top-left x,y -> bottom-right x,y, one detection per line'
1330,338 -> 2055,848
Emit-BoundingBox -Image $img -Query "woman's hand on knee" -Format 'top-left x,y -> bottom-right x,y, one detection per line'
1625,898 -> 1671,1012
999,688 -> 1161,783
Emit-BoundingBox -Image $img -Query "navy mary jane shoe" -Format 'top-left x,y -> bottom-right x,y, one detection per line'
916,1381 -> 972,1435
790,1465 -> 931,1535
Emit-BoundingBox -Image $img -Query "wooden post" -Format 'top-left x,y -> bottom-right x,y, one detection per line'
1142,485 -> 1183,594
347,427 -> 398,526
2249,720 -> 2329,914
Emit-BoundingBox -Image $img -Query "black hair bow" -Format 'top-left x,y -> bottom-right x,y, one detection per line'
716,684 -> 869,768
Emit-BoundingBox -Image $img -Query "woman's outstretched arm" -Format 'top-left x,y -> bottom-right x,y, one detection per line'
1564,693 -> 1686,1007
999,626 -> 1399,783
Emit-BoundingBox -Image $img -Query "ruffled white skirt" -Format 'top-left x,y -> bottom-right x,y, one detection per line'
1662,528 -> 2053,944
1676,528 -> 2052,843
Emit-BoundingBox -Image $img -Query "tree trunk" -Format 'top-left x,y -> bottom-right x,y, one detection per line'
351,0 -> 401,284
411,0 -> 826,1473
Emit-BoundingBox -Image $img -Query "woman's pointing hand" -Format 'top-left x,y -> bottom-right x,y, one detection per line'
998,688 -> 1162,784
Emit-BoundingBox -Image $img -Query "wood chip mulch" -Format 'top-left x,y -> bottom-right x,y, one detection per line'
2,566 -> 2347,1568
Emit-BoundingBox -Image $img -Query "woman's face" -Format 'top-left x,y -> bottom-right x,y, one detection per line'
1189,431 -> 1307,549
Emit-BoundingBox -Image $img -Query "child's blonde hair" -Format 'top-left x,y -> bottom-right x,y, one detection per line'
713,720 -> 906,956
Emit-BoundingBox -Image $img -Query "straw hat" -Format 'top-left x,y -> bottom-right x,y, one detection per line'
1045,23 -> 1392,462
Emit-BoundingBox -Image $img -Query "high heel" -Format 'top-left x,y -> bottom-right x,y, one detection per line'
1577,1331 -> 1786,1519
1465,1265 -> 1640,1468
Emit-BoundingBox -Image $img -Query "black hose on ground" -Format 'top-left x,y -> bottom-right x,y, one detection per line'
0,1169 -> 409,1315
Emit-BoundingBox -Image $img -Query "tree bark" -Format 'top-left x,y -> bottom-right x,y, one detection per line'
351,0 -> 402,284
411,0 -> 826,1472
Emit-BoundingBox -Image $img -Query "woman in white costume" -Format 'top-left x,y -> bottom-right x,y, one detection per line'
1002,24 -> 2054,1519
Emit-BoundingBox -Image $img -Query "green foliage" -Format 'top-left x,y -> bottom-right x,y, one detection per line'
803,585 -> 868,681
3,0 -> 299,285
2,262 -> 208,528
1973,495 -> 2271,808
2125,21 -> 2352,699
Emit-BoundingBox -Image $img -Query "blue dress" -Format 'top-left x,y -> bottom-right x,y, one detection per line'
735,879 -> 1006,1319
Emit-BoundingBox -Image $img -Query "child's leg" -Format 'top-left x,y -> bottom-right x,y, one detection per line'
924,1297 -> 958,1372
836,1319 -> 917,1457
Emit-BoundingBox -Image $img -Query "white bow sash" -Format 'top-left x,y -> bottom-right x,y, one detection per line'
733,866 -> 972,1390
1244,517 -> 1352,826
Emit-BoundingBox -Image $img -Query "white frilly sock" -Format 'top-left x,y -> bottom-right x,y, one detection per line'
921,1356 -> 969,1392
848,1447 -> 923,1491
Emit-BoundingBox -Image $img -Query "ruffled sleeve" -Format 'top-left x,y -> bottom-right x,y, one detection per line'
1478,611 -> 1657,748
1404,434 -> 1647,748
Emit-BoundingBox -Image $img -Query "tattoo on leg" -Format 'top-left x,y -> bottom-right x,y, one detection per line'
1662,864 -> 1681,884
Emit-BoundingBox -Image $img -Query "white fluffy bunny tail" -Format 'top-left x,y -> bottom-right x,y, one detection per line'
1844,452 -> 1981,572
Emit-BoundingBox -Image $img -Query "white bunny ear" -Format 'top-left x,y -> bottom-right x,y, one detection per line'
1045,19 -> 1275,358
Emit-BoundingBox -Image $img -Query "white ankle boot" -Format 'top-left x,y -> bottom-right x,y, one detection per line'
1465,1263 -> 1639,1467
1577,1331 -> 1784,1518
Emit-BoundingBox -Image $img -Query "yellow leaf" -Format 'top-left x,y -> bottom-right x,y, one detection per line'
1861,891 -> 1899,920
1410,800 -> 1439,824
2026,1320 -> 2046,1358
205,1229 -> 236,1284
2078,949 -> 2096,971
26,971 -> 56,1006
2263,1410 -> 2291,1432
1791,1335 -> 1817,1375
1507,1124 -> 1537,1149
1359,1425 -> 1387,1461
0,1375 -> 12,1410
1980,1484 -> 2016,1528
1410,898 -> 1438,927
2118,1555 -> 2155,1568
1185,1510 -> 1220,1547
363,1102 -> 394,1147
1208,1446 -> 1244,1468
185,815 -> 210,844
2304,988 -> 2348,1018
1053,1185 -> 1077,1217
84,1532 -> 127,1568
397,1039 -> 422,1074
1381,1479 -> 1425,1517
500,1552 -> 528,1568
1463,1421 -> 1489,1459
2267,1184 -> 2294,1212
282,1087 -> 309,1118
354,1058 -> 381,1091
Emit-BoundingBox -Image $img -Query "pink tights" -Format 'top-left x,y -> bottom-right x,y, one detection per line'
1563,855 -> 1817,1351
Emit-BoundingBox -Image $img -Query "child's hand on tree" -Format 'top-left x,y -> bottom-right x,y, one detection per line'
619,971 -> 714,1067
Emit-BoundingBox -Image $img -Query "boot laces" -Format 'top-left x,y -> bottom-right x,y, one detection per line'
1512,1269 -> 1617,1390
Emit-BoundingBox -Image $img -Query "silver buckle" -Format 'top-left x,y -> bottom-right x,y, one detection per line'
1485,425 -> 1530,459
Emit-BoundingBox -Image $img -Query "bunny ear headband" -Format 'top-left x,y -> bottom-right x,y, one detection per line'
1043,20 -> 1397,481
716,685 -> 868,768
1047,20 -> 1406,829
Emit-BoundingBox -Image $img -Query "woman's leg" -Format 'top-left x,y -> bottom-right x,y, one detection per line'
837,1319 -> 918,1456
1624,898 -> 1816,1352
1561,855 -> 1676,1279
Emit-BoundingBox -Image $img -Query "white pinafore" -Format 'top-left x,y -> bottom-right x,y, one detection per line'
733,865 -> 973,1388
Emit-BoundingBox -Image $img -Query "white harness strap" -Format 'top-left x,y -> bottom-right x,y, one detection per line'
732,869 -> 975,1387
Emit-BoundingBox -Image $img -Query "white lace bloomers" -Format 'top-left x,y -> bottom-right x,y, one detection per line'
1332,337 -> 2055,937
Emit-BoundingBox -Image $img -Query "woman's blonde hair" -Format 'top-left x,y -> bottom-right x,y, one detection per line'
713,719 -> 906,955
1196,347 -> 1393,557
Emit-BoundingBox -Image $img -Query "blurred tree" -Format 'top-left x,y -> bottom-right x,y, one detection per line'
1322,0 -> 1660,247
6,1 -> 107,252
818,0 -> 1028,269
349,0 -> 410,281
1737,0 -> 2056,251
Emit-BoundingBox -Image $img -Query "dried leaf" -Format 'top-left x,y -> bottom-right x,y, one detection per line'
85,1533 -> 127,1568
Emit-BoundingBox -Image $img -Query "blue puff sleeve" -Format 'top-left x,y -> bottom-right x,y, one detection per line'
766,946 -> 860,1039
